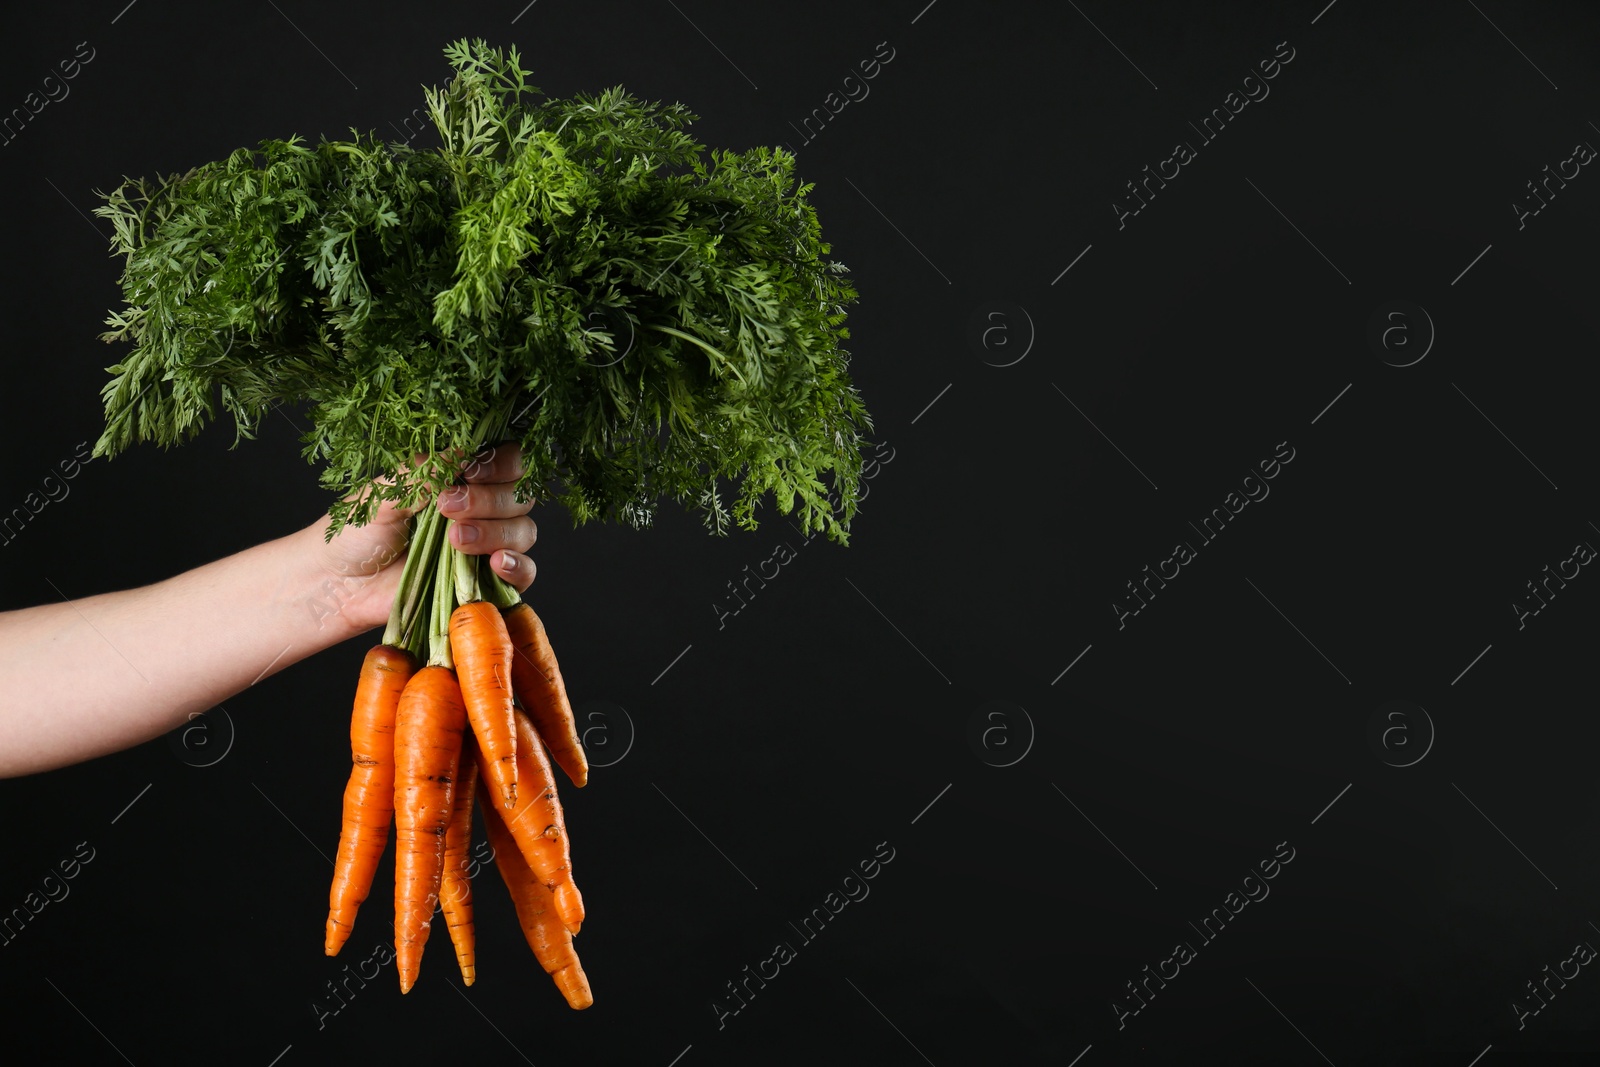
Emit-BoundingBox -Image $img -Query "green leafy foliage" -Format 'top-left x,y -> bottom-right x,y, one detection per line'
93,38 -> 871,543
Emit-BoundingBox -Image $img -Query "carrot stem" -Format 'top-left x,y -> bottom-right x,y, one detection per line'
403,512 -> 439,662
429,535 -> 458,670
453,538 -> 481,606
480,555 -> 521,611
384,503 -> 446,653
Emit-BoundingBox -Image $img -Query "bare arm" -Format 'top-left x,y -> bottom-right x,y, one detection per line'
0,444 -> 538,777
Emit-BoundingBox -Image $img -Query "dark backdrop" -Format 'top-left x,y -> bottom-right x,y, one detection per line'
3,1 -> 1599,1064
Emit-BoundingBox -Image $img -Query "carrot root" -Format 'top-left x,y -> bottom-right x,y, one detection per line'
325,644 -> 415,957
475,707 -> 585,930
392,666 -> 469,993
504,603 -> 589,788
440,732 -> 481,986
450,601 -> 521,808
479,779 -> 594,1009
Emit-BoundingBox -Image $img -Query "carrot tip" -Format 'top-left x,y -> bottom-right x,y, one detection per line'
554,967 -> 594,1010
554,883 -> 585,928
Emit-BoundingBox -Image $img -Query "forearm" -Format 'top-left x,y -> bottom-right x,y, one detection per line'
0,524 -> 366,777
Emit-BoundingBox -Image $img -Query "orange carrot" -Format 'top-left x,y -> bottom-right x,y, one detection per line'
439,731 -> 481,986
450,601 -> 520,807
474,706 -> 584,931
325,644 -> 416,957
392,665 -> 468,993
479,778 -> 593,1009
504,602 -> 589,788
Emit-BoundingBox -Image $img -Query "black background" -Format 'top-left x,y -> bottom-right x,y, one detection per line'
3,1 -> 1599,1064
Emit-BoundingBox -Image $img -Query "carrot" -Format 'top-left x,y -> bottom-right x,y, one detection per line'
478,778 -> 594,1009
474,706 -> 584,931
325,644 -> 417,957
439,731 -> 481,986
392,665 -> 468,993
504,602 -> 589,788
449,600 -> 520,808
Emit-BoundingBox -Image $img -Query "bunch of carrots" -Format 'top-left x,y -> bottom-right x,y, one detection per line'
89,35 -> 872,1013
321,494 -> 594,1007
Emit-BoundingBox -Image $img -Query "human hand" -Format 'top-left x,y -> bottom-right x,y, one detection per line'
301,442 -> 539,637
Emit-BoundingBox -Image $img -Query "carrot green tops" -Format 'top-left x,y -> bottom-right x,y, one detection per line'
93,37 -> 872,546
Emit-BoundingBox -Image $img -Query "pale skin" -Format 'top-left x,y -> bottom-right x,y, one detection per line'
0,443 -> 538,778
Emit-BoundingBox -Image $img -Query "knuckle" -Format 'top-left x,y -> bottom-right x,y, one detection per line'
493,520 -> 525,550
463,453 -> 500,484
440,484 -> 476,513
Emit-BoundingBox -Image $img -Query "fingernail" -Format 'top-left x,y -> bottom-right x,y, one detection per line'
454,522 -> 480,545
499,551 -> 518,572
439,487 -> 467,512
